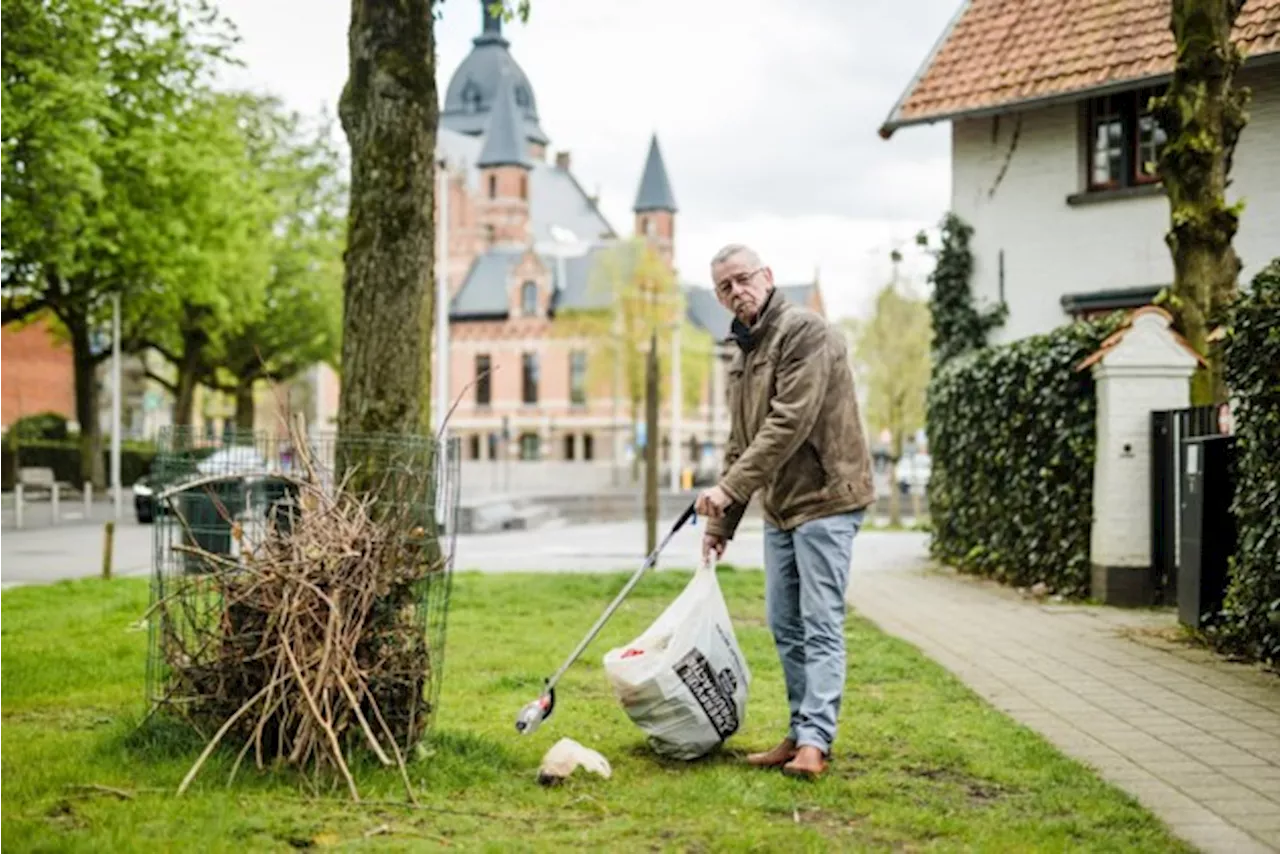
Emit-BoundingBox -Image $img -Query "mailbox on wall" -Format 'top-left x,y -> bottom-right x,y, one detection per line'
1177,434 -> 1237,629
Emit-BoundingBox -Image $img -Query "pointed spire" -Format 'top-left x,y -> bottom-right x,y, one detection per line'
633,134 -> 677,213
478,70 -> 531,169
476,0 -> 506,44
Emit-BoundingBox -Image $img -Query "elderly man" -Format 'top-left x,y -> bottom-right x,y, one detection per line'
696,243 -> 875,780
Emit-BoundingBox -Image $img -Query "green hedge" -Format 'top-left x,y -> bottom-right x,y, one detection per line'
926,315 -> 1123,596
1211,258 -> 1280,666
2,440 -> 160,490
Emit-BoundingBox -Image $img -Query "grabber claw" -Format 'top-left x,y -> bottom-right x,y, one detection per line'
514,685 -> 556,735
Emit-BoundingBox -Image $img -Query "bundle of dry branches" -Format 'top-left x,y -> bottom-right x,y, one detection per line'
156,418 -> 444,802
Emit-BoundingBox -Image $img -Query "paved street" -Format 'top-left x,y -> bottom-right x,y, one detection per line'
1,494 -> 128,532
4,513 -> 1276,853
0,514 -> 923,585
2,516 -> 153,586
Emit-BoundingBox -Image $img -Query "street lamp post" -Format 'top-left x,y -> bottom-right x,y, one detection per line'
434,158 -> 450,440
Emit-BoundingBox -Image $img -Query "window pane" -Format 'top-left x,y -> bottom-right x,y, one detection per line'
522,352 -> 539,404
569,350 -> 587,405
1093,116 -> 1123,185
475,354 -> 491,405
1089,95 -> 1124,188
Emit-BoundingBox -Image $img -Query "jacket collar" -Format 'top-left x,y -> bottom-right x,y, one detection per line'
729,287 -> 784,353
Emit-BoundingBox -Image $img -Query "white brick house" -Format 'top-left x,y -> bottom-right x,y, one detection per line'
879,0 -> 1280,605
880,0 -> 1280,343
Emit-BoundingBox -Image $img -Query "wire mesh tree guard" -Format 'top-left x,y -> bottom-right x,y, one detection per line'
144,419 -> 460,801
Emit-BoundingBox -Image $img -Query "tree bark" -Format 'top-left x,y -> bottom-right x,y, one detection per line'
336,0 -> 437,439
69,322 -> 105,488
173,333 -> 207,428
1156,0 -> 1249,405
235,380 -> 256,431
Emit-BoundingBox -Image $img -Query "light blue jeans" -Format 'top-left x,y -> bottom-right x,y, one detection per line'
763,509 -> 864,755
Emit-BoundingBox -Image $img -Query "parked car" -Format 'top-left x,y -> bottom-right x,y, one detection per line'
132,446 -> 269,524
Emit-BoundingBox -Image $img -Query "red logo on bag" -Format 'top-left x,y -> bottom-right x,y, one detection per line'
621,647 -> 645,659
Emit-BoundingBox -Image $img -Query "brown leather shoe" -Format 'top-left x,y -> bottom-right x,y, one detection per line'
745,737 -> 797,767
782,745 -> 828,779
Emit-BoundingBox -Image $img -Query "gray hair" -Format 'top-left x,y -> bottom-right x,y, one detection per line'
710,243 -> 762,269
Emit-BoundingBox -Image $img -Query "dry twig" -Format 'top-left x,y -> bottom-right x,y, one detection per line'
152,414 -> 446,802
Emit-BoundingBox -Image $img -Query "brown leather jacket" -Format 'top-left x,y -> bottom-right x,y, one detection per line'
707,289 -> 875,539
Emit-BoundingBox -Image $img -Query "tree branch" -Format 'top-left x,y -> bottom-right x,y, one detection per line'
144,368 -> 178,394
2,297 -> 49,326
143,339 -> 183,366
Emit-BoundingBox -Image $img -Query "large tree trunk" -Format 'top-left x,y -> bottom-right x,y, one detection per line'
1156,0 -> 1249,405
336,0 -> 437,439
69,322 -> 105,488
173,348 -> 202,429
235,379 -> 256,431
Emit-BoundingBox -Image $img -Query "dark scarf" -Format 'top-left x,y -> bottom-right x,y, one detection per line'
729,287 -> 779,353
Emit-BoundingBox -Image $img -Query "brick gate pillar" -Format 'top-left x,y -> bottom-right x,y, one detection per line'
1080,307 -> 1202,606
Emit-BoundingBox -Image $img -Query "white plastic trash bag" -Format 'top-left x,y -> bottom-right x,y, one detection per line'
602,560 -> 751,760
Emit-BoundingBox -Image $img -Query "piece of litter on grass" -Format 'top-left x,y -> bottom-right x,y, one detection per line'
537,738 -> 612,786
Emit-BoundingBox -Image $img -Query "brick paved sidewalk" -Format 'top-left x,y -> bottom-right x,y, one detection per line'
852,558 -> 1280,854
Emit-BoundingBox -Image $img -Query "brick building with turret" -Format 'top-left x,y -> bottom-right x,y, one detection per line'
425,1 -> 827,491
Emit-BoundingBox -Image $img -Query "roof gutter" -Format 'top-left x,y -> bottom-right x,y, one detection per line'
879,47 -> 1280,138
878,0 -> 972,141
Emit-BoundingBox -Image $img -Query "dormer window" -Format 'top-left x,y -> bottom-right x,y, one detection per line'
515,86 -> 530,108
461,80 -> 482,113
521,280 -> 538,316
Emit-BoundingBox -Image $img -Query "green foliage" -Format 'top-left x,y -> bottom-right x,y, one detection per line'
2,0 -> 240,474
556,238 -> 712,416
846,272 -> 933,527
926,314 -> 1124,596
848,279 -> 932,447
1209,258 -> 1280,665
3,412 -> 70,446
203,95 -> 346,423
130,89 -> 279,424
917,213 -> 1006,366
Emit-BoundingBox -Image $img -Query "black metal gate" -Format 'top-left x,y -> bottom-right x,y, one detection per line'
1150,405 -> 1225,605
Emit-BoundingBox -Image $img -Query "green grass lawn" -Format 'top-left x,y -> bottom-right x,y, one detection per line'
2,570 -> 1188,852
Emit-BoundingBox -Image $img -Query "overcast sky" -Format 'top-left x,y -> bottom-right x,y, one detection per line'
212,0 -> 959,321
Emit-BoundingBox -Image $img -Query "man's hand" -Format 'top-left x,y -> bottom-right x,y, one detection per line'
702,532 -> 726,564
695,485 -> 733,519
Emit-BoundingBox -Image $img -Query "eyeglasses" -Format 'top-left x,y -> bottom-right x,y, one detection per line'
715,267 -> 762,297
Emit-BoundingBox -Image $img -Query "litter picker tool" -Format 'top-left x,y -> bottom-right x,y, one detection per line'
514,501 -> 698,735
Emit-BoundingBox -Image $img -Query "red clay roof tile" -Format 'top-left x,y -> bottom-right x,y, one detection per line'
882,0 -> 1280,135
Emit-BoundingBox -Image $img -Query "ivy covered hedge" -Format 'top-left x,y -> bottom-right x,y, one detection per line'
1210,259 -> 1280,666
926,315 -> 1123,596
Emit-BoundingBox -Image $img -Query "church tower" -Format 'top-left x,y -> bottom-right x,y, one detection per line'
477,71 -> 533,246
633,134 -> 677,270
